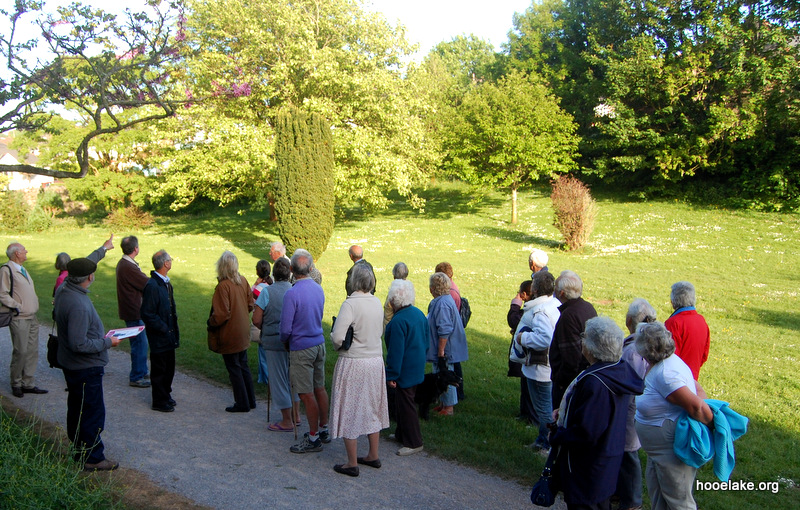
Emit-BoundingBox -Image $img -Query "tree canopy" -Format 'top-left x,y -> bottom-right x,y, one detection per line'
0,0 -> 188,178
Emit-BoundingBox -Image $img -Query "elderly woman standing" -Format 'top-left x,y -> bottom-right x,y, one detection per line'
426,272 -> 468,416
665,281 -> 710,380
383,262 -> 409,328
252,258 -> 298,431
329,264 -> 389,477
616,299 -> 656,510
385,279 -> 428,456
635,322 -> 713,510
207,251 -> 256,413
551,316 -> 644,510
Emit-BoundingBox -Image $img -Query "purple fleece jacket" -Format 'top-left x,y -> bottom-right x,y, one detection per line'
280,278 -> 325,351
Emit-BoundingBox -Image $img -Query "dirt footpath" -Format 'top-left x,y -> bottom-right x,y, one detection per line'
0,325 -> 564,509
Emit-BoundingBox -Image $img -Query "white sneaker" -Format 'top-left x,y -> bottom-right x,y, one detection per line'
396,446 -> 424,456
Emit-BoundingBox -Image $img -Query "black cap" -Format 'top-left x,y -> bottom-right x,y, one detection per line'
67,258 -> 97,277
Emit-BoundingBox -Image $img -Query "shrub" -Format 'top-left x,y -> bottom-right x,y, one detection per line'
551,175 -> 598,250
274,107 -> 335,260
103,205 -> 155,231
0,190 -> 30,232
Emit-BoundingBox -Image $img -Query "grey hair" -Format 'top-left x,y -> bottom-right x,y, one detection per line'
291,249 -> 313,276
625,298 -> 657,333
529,249 -> 548,269
270,241 -> 286,256
429,272 -> 451,297
349,263 -> 375,294
670,281 -> 696,309
216,250 -> 242,284
392,262 -> 409,280
6,243 -> 22,259
388,279 -> 415,309
634,322 -> 675,364
152,250 -> 171,270
555,270 -> 583,300
532,270 -> 555,297
55,252 -> 71,271
582,316 -> 624,362
66,275 -> 90,285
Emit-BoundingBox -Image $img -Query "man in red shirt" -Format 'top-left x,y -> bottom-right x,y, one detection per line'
665,281 -> 710,380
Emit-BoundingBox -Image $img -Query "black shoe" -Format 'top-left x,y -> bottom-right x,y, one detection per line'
22,386 -> 48,394
168,398 -> 177,407
333,464 -> 359,477
152,404 -> 175,412
226,405 -> 250,413
319,429 -> 331,444
290,433 -> 323,453
357,457 -> 381,469
12,387 -> 23,398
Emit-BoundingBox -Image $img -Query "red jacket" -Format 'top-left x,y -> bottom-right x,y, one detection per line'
665,309 -> 710,380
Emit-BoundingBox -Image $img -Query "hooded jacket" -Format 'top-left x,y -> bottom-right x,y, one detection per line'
551,359 -> 645,505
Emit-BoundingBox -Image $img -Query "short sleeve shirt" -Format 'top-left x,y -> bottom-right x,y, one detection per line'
635,354 -> 696,426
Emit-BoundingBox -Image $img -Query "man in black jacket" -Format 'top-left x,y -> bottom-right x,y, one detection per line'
550,270 -> 597,409
141,250 -> 179,412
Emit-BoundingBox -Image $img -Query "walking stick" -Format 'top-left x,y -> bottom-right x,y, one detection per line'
267,381 -> 271,423
288,350 -> 297,440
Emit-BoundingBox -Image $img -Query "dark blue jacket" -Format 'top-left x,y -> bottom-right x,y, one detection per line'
551,360 -> 644,505
140,272 -> 179,354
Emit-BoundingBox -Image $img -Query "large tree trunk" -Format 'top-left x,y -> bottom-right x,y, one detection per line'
511,186 -> 518,224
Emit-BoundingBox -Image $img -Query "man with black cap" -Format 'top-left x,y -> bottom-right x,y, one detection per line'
54,257 -> 122,471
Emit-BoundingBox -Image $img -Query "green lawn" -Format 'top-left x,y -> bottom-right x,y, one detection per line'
4,182 -> 799,509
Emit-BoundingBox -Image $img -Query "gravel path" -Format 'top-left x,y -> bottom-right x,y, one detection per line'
0,325 -> 563,509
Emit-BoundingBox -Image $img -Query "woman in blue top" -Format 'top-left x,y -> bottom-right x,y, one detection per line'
426,272 -> 468,416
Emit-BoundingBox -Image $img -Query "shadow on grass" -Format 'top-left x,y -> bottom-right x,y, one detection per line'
151,210 -> 278,261
476,226 -> 561,249
744,308 -> 800,333
693,415 -> 800,510
336,182 -> 505,225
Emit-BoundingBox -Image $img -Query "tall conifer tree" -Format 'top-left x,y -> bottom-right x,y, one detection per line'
274,108 -> 335,260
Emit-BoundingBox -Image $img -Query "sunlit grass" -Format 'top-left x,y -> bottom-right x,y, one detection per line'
3,181 -> 799,508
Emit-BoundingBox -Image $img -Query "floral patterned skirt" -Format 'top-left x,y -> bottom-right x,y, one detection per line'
330,356 -> 389,439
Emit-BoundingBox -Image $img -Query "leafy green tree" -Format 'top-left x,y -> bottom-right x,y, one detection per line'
184,0 -> 433,211
445,71 -> 579,223
274,108 -> 335,260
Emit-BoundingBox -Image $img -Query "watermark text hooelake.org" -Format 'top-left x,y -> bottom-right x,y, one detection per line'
696,479 -> 779,494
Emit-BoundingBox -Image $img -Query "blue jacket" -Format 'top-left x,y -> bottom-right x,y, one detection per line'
141,272 -> 179,354
426,294 -> 468,363
385,305 -> 428,389
673,399 -> 748,481
551,360 -> 644,505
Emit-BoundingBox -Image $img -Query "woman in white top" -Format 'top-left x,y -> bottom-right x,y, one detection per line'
634,322 -> 713,510
329,264 -> 389,477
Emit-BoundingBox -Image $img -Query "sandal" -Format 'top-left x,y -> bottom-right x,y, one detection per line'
268,422 -> 294,432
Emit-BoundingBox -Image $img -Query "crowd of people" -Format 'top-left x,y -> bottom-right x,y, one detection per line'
509,249 -> 714,510
1,238 -> 717,505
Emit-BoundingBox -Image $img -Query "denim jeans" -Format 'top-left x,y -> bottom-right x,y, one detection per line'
257,343 -> 269,385
432,362 -> 457,407
63,366 -> 106,464
616,449 -> 644,508
526,377 -> 553,448
126,319 -> 149,382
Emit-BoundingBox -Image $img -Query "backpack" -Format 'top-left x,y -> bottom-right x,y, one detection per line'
460,296 -> 472,327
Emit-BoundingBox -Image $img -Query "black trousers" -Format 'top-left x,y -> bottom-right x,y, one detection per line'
223,350 -> 256,410
394,385 -> 423,448
63,366 -> 106,464
151,349 -> 176,407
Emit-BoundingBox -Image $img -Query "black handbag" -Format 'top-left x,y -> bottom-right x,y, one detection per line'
530,445 -> 559,507
331,316 -> 354,351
